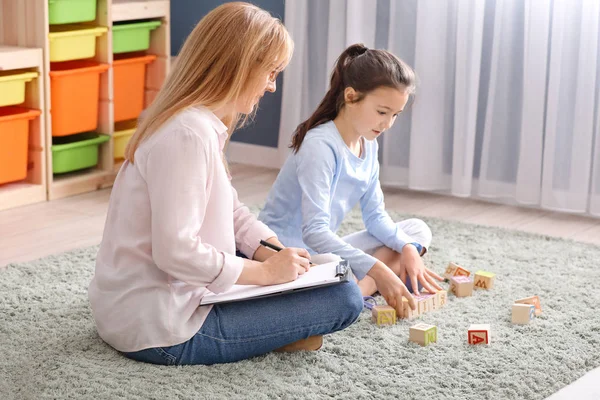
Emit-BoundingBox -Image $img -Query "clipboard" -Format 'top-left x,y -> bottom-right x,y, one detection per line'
200,260 -> 351,306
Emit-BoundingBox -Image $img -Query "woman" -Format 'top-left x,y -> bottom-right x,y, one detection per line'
88,2 -> 363,366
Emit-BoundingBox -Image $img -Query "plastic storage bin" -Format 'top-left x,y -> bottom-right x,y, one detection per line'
112,20 -> 161,54
0,107 -> 42,185
51,132 -> 110,174
49,60 -> 109,136
0,71 -> 39,107
113,54 -> 156,122
48,0 -> 97,25
48,25 -> 107,62
113,120 -> 137,160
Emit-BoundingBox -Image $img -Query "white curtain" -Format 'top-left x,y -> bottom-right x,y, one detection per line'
279,0 -> 600,217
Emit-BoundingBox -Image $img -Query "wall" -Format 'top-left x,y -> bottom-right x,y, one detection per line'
171,0 -> 285,151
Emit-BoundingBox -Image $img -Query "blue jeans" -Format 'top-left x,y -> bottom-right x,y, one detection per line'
122,280 -> 363,365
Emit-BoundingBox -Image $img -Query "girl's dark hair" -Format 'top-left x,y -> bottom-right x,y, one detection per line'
290,43 -> 416,153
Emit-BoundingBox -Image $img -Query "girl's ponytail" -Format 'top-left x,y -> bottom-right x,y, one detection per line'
289,43 -> 416,153
290,43 -> 368,153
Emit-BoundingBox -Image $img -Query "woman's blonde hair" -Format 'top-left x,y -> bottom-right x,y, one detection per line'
124,1 -> 294,162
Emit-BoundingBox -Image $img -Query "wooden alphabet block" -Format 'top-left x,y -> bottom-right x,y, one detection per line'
454,266 -> 471,277
409,323 -> 437,346
449,276 -> 474,297
400,298 -> 418,319
424,293 -> 435,311
444,262 -> 460,280
515,295 -> 542,316
371,305 -> 396,325
474,270 -> 496,289
445,262 -> 471,280
512,304 -> 535,324
468,324 -> 491,345
435,290 -> 448,308
414,293 -> 435,314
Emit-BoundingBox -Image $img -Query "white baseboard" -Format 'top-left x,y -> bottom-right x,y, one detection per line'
225,141 -> 282,169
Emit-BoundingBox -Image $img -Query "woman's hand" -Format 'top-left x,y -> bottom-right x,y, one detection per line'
399,244 -> 443,296
260,247 -> 312,284
367,261 -> 416,315
237,247 -> 311,285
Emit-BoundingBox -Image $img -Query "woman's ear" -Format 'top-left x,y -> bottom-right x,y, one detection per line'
344,87 -> 358,103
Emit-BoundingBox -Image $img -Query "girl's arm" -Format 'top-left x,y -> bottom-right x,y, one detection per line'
359,149 -> 443,294
295,136 -> 377,280
359,156 -> 420,253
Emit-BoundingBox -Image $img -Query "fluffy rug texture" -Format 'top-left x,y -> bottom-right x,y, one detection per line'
1,208 -> 599,400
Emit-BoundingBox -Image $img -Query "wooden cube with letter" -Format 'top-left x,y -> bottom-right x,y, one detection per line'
468,324 -> 491,345
371,305 -> 396,326
515,295 -> 542,316
409,323 -> 437,346
512,304 -> 535,324
474,270 -> 496,290
401,298 -> 418,320
449,276 -> 474,297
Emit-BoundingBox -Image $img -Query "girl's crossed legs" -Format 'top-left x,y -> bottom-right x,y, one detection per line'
311,218 -> 433,296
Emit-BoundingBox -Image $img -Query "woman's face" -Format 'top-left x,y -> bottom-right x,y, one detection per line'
235,62 -> 284,114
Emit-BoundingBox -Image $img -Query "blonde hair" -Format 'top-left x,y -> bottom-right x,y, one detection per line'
124,2 -> 294,162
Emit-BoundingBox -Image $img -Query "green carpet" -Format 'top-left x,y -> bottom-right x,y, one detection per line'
1,209 -> 599,400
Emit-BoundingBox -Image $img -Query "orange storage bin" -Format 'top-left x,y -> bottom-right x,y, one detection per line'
49,60 -> 109,136
0,107 -> 42,185
113,54 -> 156,122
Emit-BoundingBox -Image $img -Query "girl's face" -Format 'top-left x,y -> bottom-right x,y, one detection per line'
344,86 -> 410,141
236,62 -> 284,114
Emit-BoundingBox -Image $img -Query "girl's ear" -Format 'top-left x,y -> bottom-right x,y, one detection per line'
344,87 -> 358,103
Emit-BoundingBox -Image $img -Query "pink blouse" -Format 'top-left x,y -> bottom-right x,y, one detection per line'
88,106 -> 276,352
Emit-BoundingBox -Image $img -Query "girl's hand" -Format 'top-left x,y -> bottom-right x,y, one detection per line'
260,247 -> 311,285
368,261 -> 416,315
399,244 -> 443,296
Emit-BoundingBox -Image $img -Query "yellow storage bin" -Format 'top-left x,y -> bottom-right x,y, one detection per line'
113,120 -> 137,160
0,71 -> 38,107
48,25 -> 108,62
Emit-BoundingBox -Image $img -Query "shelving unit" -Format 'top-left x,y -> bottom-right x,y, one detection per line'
0,0 -> 170,206
0,46 -> 47,211
0,0 -> 48,211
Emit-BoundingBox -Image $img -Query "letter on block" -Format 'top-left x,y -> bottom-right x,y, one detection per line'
436,290 -> 448,308
512,304 -> 535,324
474,270 -> 496,290
415,294 -> 435,314
449,276 -> 474,297
515,295 -> 542,316
445,262 -> 471,280
400,298 -> 418,319
409,323 -> 437,346
468,324 -> 491,345
371,305 -> 396,325
444,262 -> 460,280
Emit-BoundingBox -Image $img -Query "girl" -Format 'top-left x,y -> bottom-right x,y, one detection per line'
259,44 -> 444,310
88,2 -> 364,366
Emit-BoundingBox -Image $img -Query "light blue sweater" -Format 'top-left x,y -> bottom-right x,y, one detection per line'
258,121 -> 416,279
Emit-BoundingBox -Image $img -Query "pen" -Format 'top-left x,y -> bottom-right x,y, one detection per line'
259,240 -> 314,265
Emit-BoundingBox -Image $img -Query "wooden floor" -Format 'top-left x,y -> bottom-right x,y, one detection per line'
1,163 -> 599,268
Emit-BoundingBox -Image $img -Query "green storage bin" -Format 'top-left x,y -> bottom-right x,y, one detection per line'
52,132 -> 110,174
112,20 -> 162,54
48,0 -> 97,25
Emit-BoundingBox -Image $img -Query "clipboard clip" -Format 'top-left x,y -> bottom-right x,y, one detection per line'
336,259 -> 349,277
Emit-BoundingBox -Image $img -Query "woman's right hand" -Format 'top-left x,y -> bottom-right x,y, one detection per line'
367,260 -> 416,315
237,248 -> 311,286
260,247 -> 311,284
